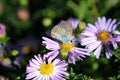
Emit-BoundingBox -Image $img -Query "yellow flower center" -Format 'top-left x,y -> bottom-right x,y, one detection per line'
60,42 -> 74,51
40,63 -> 54,75
97,31 -> 110,43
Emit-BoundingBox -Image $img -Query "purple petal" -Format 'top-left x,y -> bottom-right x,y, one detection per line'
81,31 -> 96,37
98,17 -> 103,30
26,66 -> 37,73
105,45 -> 112,58
81,37 -> 97,45
32,75 -> 40,80
44,50 -> 59,62
102,17 -> 106,30
95,21 -> 100,30
112,24 -> 118,30
26,71 -> 39,79
57,60 -> 68,67
112,36 -> 120,42
42,37 -> 60,50
34,55 -> 43,64
73,47 -> 90,56
73,47 -> 88,52
112,30 -> 120,35
29,60 -> 40,69
86,23 -> 97,33
53,59 -> 61,65
94,45 -> 102,59
68,52 -> 75,64
111,40 -> 118,49
31,59 -> 40,66
86,41 -> 101,52
105,18 -> 112,30
50,74 -> 58,80
108,19 -> 116,31
67,18 -> 80,29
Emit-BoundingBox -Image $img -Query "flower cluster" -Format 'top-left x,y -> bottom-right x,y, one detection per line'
25,17 -> 120,80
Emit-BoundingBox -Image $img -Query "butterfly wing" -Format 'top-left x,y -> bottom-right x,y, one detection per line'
51,22 -> 72,43
61,22 -> 72,42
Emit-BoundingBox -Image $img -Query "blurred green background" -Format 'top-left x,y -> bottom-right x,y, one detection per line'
0,0 -> 120,80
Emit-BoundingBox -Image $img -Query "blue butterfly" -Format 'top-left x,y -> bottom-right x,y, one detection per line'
51,22 -> 72,43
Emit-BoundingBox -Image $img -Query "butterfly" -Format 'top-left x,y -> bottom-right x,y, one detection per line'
51,22 -> 73,43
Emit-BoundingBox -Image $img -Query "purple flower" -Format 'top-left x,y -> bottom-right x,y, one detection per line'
0,23 -> 6,37
26,54 -> 69,80
42,37 -> 89,64
80,17 -> 120,59
16,35 -> 39,55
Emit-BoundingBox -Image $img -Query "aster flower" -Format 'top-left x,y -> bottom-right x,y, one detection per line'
42,37 -> 89,64
80,17 -> 120,59
26,54 -> 69,80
